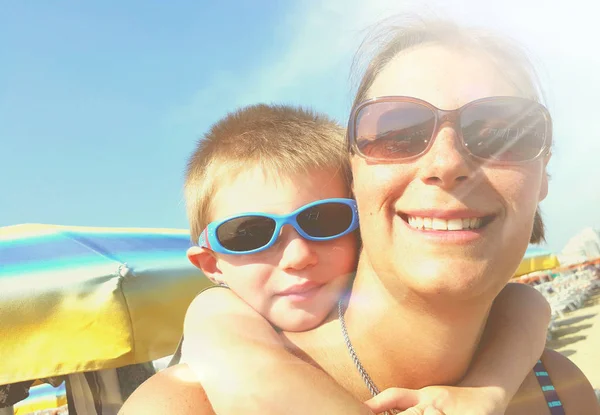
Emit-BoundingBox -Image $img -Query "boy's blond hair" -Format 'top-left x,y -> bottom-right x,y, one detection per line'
184,104 -> 350,244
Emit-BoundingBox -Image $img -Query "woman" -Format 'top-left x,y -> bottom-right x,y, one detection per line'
121,17 -> 599,414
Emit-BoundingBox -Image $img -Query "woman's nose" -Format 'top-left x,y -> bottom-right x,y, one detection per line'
417,126 -> 474,189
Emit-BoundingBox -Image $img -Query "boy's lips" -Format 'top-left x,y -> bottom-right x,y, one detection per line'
276,282 -> 323,298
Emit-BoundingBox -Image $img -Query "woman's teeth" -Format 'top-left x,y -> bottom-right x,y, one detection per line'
407,216 -> 483,230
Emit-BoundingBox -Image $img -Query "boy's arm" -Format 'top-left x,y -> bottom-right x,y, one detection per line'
182,287 -> 374,415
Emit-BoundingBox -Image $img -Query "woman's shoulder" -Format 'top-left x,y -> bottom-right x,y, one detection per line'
541,349 -> 600,413
507,348 -> 599,414
119,364 -> 215,415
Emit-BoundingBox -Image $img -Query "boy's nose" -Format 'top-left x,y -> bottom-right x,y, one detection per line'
278,229 -> 318,271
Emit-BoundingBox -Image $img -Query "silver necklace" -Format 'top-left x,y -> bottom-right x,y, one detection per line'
338,298 -> 399,415
338,298 -> 381,397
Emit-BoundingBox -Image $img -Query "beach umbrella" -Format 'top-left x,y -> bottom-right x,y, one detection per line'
13,382 -> 67,415
0,224 -> 210,386
513,246 -> 560,278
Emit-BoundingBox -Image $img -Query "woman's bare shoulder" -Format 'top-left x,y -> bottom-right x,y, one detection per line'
119,364 -> 216,415
541,349 -> 600,413
508,348 -> 599,414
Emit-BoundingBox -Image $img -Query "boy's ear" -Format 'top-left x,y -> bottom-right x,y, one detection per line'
187,246 -> 224,285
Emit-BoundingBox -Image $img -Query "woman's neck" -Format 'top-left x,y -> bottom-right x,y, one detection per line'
342,256 -> 492,390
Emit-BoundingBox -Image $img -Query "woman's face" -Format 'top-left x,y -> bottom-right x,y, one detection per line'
352,43 -> 550,298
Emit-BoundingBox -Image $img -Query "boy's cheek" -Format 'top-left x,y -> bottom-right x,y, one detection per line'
224,250 -> 281,267
329,234 -> 360,268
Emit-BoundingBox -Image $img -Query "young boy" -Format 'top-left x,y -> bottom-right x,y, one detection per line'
179,104 -> 551,414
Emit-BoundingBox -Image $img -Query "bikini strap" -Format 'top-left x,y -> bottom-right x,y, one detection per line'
534,359 -> 565,414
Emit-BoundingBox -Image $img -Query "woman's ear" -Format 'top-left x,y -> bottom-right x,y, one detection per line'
187,246 -> 224,285
538,152 -> 551,202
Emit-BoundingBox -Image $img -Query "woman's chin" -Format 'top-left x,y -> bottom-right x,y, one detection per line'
398,259 -> 500,300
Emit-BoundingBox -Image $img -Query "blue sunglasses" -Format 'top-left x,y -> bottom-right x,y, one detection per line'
198,198 -> 359,255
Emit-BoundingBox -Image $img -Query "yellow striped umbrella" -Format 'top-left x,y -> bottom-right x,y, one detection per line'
0,224 -> 211,385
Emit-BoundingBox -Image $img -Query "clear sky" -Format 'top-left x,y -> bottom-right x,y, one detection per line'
1,0 -> 598,253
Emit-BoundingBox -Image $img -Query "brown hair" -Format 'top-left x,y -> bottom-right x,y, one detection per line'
184,104 -> 350,243
349,16 -> 547,243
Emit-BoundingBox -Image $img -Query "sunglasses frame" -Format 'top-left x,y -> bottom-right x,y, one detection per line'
198,198 -> 359,255
347,96 -> 553,164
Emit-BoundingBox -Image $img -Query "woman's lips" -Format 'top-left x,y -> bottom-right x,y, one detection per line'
396,211 -> 496,243
402,214 -> 495,231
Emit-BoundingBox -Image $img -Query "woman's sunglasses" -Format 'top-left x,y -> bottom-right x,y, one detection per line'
347,96 -> 552,163
198,198 -> 359,255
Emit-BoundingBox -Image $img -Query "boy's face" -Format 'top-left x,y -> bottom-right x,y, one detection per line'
190,166 -> 358,332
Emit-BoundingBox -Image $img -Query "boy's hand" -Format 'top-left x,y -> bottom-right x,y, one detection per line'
396,404 -> 446,415
365,385 -> 507,415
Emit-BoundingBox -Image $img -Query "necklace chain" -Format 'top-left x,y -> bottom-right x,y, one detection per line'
338,298 -> 400,415
338,298 -> 381,397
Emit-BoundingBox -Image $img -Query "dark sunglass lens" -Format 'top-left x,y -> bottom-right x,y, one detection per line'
297,203 -> 353,238
461,99 -> 548,162
216,216 -> 276,252
355,102 -> 435,159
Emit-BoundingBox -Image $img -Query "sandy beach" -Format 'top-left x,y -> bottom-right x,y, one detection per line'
547,288 -> 600,391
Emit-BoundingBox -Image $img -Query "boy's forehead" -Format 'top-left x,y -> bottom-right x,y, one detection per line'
210,166 -> 349,220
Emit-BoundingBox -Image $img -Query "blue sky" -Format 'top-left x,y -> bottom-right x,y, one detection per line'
1,0 -> 598,253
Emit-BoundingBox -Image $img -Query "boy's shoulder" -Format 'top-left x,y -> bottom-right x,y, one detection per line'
184,283 -> 276,335
191,284 -> 234,304
185,284 -> 249,321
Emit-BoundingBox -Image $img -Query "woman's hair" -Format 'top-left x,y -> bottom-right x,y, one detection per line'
349,16 -> 547,243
